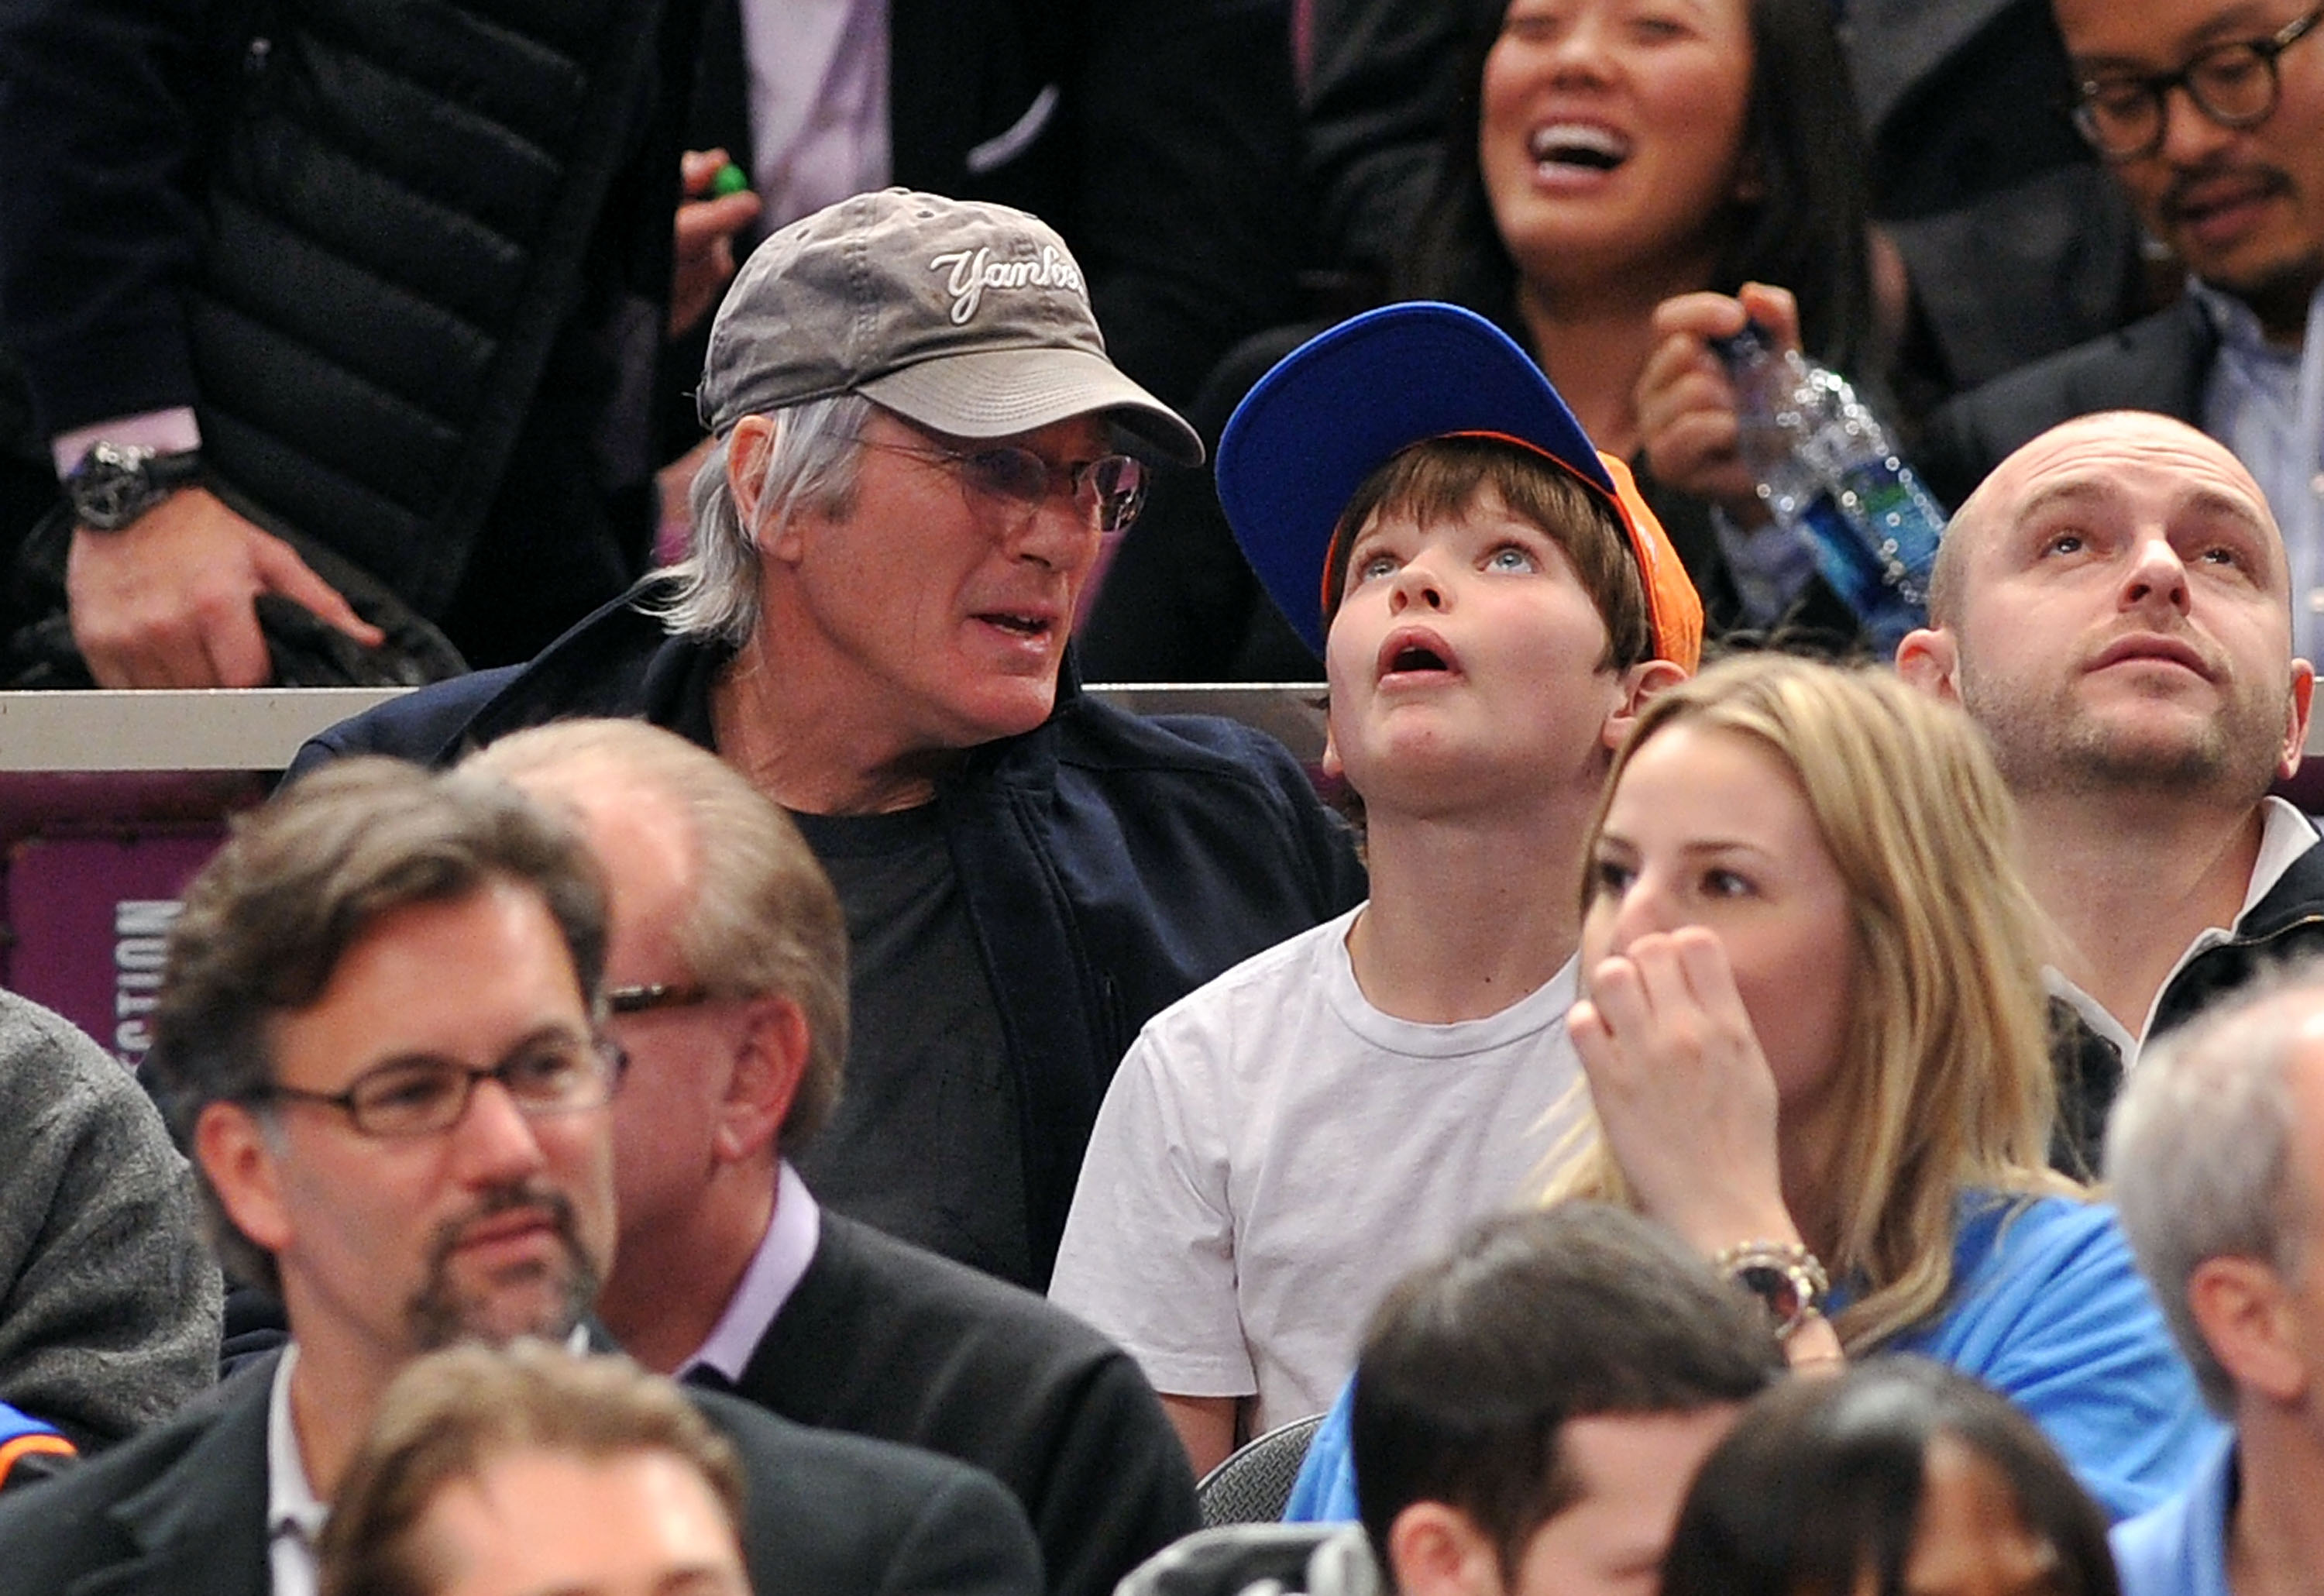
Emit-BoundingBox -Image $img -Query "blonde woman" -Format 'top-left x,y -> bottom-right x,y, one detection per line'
1287,655 -> 2218,1525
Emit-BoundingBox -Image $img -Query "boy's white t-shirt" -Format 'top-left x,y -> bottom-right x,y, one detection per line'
1048,905 -> 1588,1434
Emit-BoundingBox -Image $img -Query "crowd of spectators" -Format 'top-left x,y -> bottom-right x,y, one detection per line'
1,0 -> 2322,1594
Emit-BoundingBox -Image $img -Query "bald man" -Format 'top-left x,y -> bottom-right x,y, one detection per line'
1898,411 -> 2322,1167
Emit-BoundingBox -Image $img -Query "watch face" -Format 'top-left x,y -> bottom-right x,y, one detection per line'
1734,1262 -> 1807,1329
69,445 -> 194,530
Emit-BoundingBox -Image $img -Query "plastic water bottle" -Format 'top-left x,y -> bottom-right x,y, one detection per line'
1713,323 -> 1945,654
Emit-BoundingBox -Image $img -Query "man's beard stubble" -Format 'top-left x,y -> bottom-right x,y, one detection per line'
1957,661 -> 2286,810
407,1182 -> 600,1351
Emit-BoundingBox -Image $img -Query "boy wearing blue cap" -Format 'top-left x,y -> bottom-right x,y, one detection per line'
1049,304 -> 1704,1474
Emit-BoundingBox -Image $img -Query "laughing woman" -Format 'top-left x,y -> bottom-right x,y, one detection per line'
1398,0 -> 1881,638
1080,0 -> 1878,676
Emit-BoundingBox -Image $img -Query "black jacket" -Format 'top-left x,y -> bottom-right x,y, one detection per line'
0,1351 -> 1042,1596
735,1212 -> 1199,1596
1917,297 -> 2213,510
0,0 -> 701,663
2051,821 -> 2324,1176
673,0 -> 1306,418
294,591 -> 1369,1280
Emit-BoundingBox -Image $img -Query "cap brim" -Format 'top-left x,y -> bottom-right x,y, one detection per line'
1217,303 -> 1620,657
860,347 -> 1204,466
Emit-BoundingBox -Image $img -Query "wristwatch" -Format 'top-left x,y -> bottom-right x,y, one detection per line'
64,442 -> 204,531
1714,1239 -> 1831,1341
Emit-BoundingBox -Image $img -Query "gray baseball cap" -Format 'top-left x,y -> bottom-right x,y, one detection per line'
697,187 -> 1202,466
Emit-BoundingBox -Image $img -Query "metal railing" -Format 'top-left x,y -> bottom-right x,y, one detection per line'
0,684 -> 1329,772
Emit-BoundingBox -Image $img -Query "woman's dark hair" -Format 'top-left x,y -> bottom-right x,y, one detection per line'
1659,1359 -> 2119,1596
1397,0 -> 1875,378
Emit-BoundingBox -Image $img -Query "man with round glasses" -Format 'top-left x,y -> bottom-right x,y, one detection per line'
1923,0 -> 2324,659
297,188 -> 1367,1290
0,756 -> 1043,1596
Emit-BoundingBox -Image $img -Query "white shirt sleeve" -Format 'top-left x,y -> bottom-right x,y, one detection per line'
1047,1020 -> 1256,1399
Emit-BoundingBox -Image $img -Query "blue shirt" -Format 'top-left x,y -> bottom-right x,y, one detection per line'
2112,1435 -> 2235,1596
2194,277 -> 2324,662
1285,1195 -> 2222,1524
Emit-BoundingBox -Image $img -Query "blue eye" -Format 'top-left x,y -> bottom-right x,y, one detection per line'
1356,552 -> 1401,582
1487,545 -> 1538,573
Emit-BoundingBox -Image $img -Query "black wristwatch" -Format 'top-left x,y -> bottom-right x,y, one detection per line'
64,442 -> 205,531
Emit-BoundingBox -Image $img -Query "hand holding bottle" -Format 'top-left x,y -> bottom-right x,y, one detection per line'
1637,283 -> 1804,526
1710,310 -> 1945,654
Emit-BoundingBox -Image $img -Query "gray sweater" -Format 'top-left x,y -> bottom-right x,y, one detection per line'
0,992 -> 220,1449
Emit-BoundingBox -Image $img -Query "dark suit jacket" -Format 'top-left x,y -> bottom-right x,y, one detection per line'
735,1213 -> 1198,1596
0,1351 -> 1043,1596
1917,296 -> 2214,510
674,0 -> 1304,417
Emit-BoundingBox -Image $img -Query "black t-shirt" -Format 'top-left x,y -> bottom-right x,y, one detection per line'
789,804 -> 1035,1287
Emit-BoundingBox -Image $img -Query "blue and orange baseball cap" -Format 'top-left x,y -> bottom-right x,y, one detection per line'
1217,302 -> 1703,670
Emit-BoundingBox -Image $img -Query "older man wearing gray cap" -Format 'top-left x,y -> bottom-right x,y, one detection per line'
300,188 -> 1366,1289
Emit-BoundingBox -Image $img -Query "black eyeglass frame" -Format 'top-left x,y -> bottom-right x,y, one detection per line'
2068,2 -> 2324,160
240,1034 -> 628,1139
606,982 -> 714,1015
857,435 -> 1150,534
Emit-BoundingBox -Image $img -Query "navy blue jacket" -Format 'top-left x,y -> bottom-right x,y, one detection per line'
292,592 -> 1369,1280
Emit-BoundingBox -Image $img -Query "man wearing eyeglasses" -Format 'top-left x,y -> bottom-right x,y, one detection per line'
1923,0 -> 2324,658
297,188 -> 1367,1293
0,756 -> 1043,1596
466,717 -> 1202,1596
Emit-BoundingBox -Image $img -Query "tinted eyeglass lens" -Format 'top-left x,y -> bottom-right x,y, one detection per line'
957,447 -> 1146,531
1082,456 -> 1147,532
961,448 -> 1054,505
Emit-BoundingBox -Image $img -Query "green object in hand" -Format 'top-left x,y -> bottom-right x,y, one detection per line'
710,162 -> 750,198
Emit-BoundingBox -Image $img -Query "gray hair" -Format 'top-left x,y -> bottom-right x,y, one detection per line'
645,393 -> 874,645
2106,962 -> 2324,1414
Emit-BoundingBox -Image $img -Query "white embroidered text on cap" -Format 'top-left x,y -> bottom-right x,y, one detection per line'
930,245 -> 1085,325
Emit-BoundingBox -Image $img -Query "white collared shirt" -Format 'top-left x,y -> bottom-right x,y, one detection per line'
264,1326 -> 596,1594
2047,796 -> 2321,1068
264,1347 -> 326,1596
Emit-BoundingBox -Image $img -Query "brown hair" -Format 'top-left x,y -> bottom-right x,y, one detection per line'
148,759 -> 608,1294
1321,435 -> 1653,670
1354,1202 -> 1783,1578
469,719 -> 849,1145
318,1340 -> 747,1596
